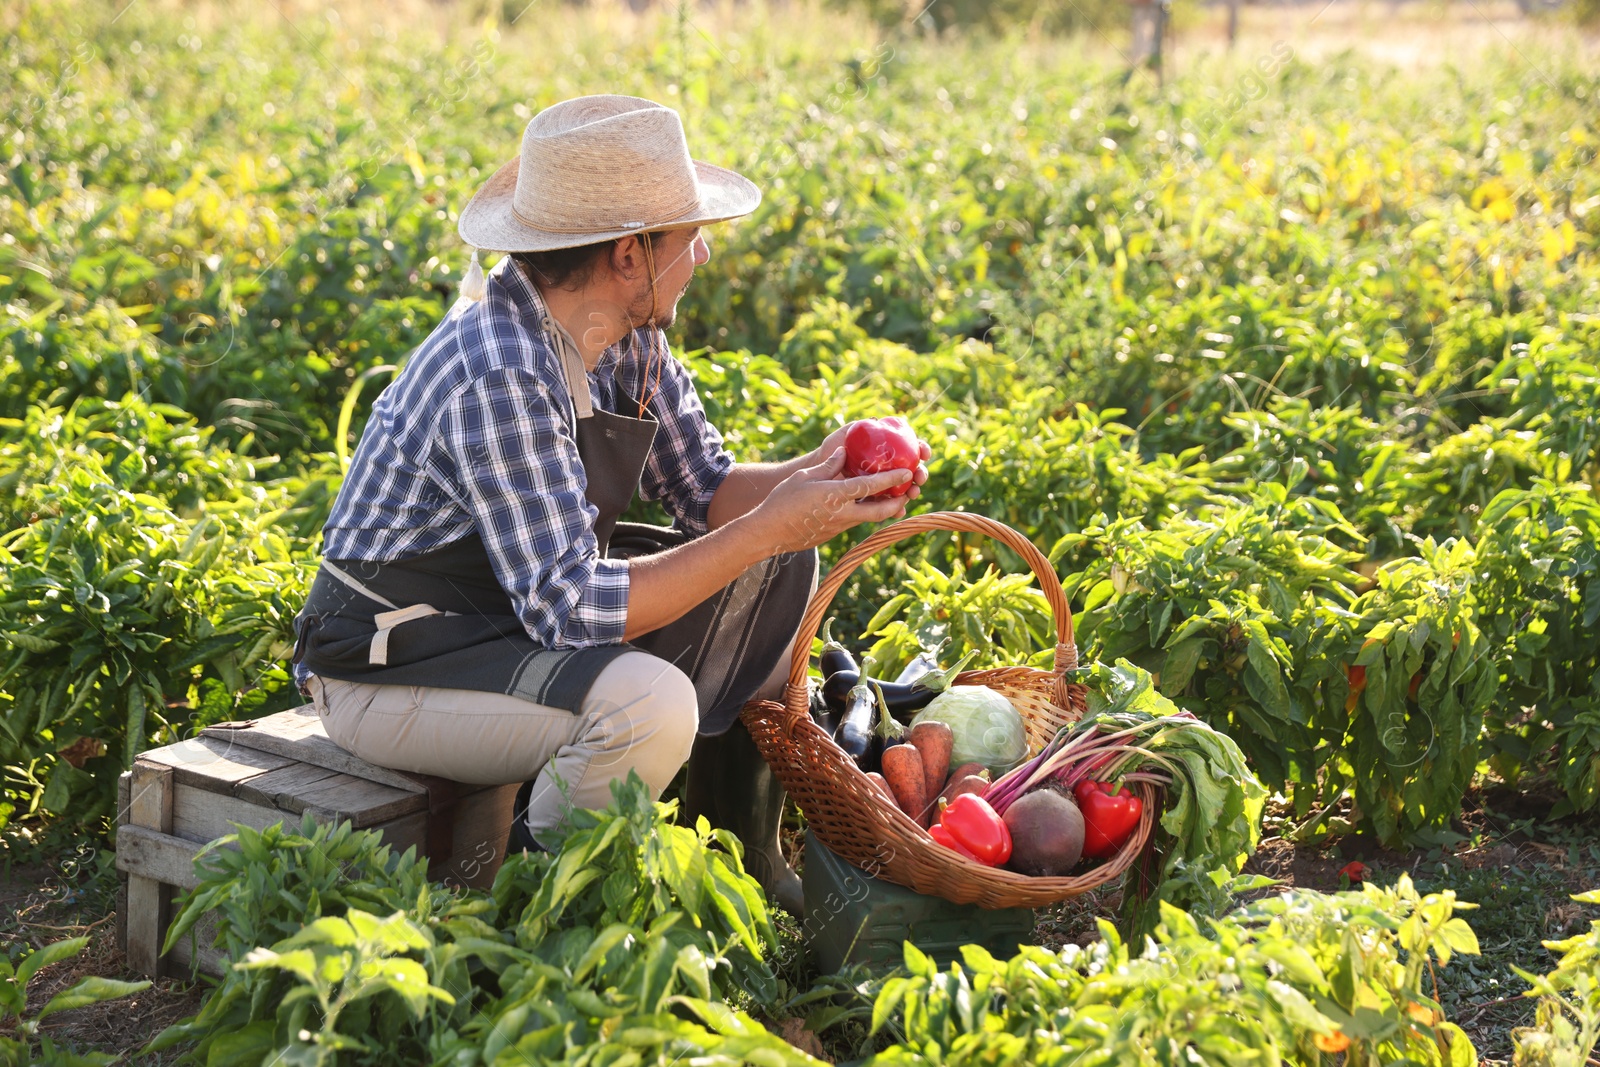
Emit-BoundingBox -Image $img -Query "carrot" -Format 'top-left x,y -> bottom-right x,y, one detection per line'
907,721 -> 954,796
880,744 -> 930,827
936,773 -> 991,814
865,771 -> 895,803
942,762 -> 987,794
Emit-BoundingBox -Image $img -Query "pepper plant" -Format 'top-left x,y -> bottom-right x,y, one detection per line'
1339,539 -> 1498,847
1492,333 -> 1600,490
490,773 -> 782,1011
864,876 -> 1478,1067
1471,483 -> 1600,813
153,774 -> 806,1064
0,399 -> 315,830
856,560 -> 1057,681
1512,889 -> 1600,1067
1057,481 -> 1363,802
161,815 -> 434,967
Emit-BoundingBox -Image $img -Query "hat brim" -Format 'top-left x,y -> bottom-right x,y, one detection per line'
457,156 -> 762,253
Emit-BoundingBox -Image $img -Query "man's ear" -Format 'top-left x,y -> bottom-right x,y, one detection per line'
609,235 -> 643,282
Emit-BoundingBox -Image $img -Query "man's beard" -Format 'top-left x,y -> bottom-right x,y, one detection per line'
627,278 -> 683,331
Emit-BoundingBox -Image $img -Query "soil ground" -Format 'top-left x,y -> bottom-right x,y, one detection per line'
0,844 -> 203,1063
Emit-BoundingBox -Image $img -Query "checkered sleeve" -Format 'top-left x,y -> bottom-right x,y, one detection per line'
431,368 -> 630,648
637,337 -> 734,537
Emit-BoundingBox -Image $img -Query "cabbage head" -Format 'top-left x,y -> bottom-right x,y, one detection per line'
911,686 -> 1027,775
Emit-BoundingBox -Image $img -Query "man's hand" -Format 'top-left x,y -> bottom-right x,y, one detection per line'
814,421 -> 934,500
739,447 -> 914,556
630,445 -> 917,638
707,420 -> 934,531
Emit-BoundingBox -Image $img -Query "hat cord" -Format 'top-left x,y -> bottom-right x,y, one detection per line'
461,249 -> 487,302
636,236 -> 665,420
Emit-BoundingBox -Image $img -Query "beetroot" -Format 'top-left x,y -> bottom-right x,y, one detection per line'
1002,789 -> 1085,877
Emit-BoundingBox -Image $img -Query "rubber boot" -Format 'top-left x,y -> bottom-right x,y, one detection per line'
505,779 -> 545,854
681,719 -> 805,917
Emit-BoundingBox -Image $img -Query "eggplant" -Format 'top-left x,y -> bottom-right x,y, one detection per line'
819,618 -> 859,681
873,680 -> 908,753
894,647 -> 944,686
807,681 -> 838,737
870,680 -> 939,722
826,677 -> 937,719
821,667 -> 860,710
835,675 -> 878,770
823,650 -> 979,723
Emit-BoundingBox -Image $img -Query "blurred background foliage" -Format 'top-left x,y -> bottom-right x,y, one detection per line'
1,0 -> 1597,845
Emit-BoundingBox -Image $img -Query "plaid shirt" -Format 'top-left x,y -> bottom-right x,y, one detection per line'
313,256 -> 734,656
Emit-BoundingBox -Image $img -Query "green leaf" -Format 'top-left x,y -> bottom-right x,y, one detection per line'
1082,578 -> 1117,612
349,910 -> 430,954
236,947 -> 320,985
566,985 -> 620,1020
1264,980 -> 1336,1035
573,923 -> 635,982
601,867 -> 637,916
4,632 -> 61,653
163,883 -> 230,954
706,859 -> 769,959
1242,644 -> 1291,721
673,944 -> 713,1001
1265,577 -> 1297,622
25,1040 -> 117,1067
39,764 -> 77,814
1165,614 -> 1213,645
871,975 -> 911,1035
36,977 -> 151,1021
284,916 -> 359,949
1161,637 -> 1205,694
653,826 -> 707,918
125,684 -> 148,764
367,958 -> 451,1016
1437,917 -> 1480,957
0,979 -> 24,1020
1440,1022 -> 1477,1067
17,937 -> 89,987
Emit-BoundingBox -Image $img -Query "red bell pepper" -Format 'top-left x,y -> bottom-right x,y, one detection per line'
1072,780 -> 1142,858
937,793 -> 1012,866
844,416 -> 920,499
929,822 -> 978,860
1345,664 -> 1367,713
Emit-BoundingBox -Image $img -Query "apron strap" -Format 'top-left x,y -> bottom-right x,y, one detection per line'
371,603 -> 451,665
322,560 -> 403,609
543,313 -> 594,421
321,561 -> 456,665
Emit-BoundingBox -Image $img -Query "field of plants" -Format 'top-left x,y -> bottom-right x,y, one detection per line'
3,0 -> 1600,1061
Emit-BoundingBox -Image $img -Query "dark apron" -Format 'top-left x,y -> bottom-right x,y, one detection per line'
293,314 -> 816,733
293,315 -> 659,713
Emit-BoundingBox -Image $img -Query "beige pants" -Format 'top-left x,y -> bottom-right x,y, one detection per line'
306,650 -> 699,846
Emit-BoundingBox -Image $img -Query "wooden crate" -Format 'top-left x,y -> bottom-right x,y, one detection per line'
113,705 -> 520,978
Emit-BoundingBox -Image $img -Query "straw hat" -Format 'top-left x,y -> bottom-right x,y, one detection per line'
457,94 -> 761,257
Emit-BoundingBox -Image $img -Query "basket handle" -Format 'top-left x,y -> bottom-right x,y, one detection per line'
783,511 -> 1079,712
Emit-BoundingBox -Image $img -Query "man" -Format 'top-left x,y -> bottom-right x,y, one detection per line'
290,94 -> 928,914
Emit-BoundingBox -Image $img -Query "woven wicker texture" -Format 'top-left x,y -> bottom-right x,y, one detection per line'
741,511 -> 1156,909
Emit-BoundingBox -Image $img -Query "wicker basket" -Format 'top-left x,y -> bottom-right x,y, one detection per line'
741,511 -> 1157,910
